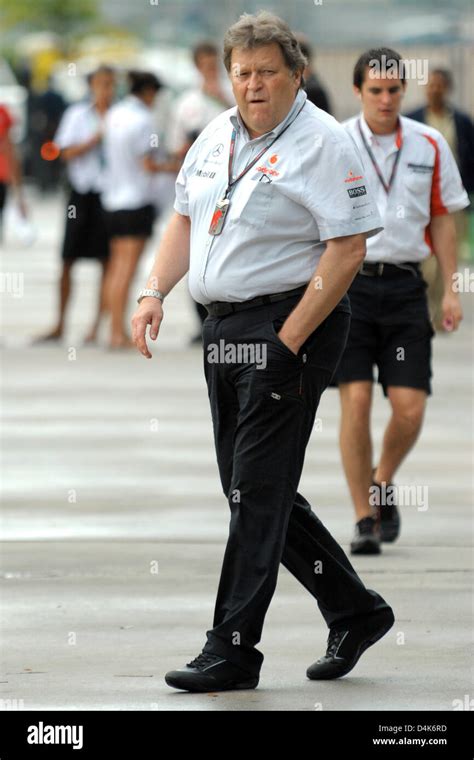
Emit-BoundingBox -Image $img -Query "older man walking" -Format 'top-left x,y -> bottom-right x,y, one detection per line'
132,12 -> 394,692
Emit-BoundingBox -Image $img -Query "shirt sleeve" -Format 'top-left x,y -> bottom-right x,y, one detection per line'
422,131 -> 470,215
173,163 -> 189,216
54,106 -> 78,150
173,134 -> 203,217
299,128 -> 384,241
54,106 -> 81,149
167,95 -> 191,155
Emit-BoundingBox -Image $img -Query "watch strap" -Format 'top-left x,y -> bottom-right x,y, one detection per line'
137,288 -> 165,304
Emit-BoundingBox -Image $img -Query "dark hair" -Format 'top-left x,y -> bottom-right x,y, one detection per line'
127,70 -> 162,95
192,41 -> 219,66
87,64 -> 115,86
430,68 -> 453,89
353,47 -> 406,89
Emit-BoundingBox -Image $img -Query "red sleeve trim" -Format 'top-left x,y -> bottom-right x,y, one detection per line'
422,133 -> 448,216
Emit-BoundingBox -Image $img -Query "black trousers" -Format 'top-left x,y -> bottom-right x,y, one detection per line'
200,293 -> 392,676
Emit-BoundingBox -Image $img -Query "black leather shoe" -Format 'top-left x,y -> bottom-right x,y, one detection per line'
165,652 -> 259,693
372,477 -> 401,543
306,607 -> 395,680
350,515 -> 381,555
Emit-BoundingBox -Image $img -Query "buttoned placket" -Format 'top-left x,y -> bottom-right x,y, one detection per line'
198,127 -> 276,300
232,128 -> 275,178
366,131 -> 398,215
197,91 -> 306,301
372,136 -> 399,179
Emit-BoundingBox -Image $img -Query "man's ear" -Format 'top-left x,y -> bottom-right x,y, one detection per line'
353,85 -> 362,101
294,68 -> 303,91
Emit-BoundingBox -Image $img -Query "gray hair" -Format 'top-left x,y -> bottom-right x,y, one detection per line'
223,11 -> 308,88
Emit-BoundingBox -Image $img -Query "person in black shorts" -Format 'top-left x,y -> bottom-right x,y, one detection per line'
34,66 -> 116,344
332,48 -> 469,555
101,71 -> 180,349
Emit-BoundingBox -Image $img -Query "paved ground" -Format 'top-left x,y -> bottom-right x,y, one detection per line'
1,190 -> 473,710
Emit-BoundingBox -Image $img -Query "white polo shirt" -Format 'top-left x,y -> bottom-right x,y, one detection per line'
101,95 -> 157,212
174,88 -> 383,304
54,101 -> 106,194
167,88 -> 233,154
343,113 -> 469,263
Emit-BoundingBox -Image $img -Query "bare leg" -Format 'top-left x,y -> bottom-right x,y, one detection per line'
83,258 -> 110,343
103,239 -> 120,313
339,381 -> 374,521
374,386 -> 427,484
104,236 -> 146,348
34,259 -> 74,341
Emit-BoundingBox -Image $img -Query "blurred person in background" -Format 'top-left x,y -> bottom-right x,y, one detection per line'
295,35 -> 332,115
101,71 -> 180,350
332,49 -> 469,555
34,65 -> 116,344
28,74 -> 67,192
168,41 -> 235,343
0,103 -> 27,241
407,68 -> 474,330
169,41 -> 234,159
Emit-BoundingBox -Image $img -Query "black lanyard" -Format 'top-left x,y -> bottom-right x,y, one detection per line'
357,118 -> 403,195
223,99 -> 307,200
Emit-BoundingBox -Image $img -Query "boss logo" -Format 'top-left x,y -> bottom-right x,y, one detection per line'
347,185 -> 367,198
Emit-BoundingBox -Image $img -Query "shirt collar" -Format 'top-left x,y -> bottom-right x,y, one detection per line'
230,88 -> 307,144
359,112 -> 403,151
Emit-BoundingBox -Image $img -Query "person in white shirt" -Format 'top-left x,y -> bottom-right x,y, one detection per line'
131,12 -> 394,694
168,41 -> 234,159
168,41 -> 235,342
35,65 -> 116,344
101,71 -> 179,349
331,48 -> 469,555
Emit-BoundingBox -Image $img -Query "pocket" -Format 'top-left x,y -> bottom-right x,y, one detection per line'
257,375 -> 307,416
250,316 -> 306,400
230,178 -> 274,229
404,172 -> 432,196
303,311 -> 351,373
301,315 -> 330,353
269,315 -> 303,362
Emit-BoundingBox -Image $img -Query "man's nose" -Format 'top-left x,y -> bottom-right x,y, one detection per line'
247,71 -> 263,90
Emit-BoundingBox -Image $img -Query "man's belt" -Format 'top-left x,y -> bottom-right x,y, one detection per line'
358,261 -> 420,277
205,285 -> 307,317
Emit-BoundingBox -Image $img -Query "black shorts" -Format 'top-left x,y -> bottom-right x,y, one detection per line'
61,189 -> 109,261
104,204 -> 155,239
331,265 -> 434,396
0,182 -> 7,214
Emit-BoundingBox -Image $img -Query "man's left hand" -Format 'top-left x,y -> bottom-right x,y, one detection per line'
441,291 -> 463,331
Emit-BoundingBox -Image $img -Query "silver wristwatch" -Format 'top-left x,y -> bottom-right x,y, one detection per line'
137,288 -> 165,305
